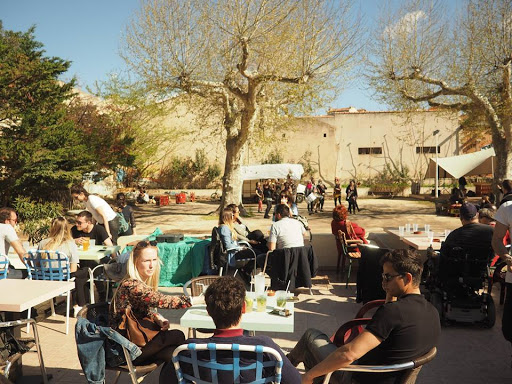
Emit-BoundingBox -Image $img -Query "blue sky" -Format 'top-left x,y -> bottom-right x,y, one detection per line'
1,0 -> 455,113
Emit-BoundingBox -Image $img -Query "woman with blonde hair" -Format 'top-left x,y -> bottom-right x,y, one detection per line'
38,217 -> 88,316
109,241 -> 194,378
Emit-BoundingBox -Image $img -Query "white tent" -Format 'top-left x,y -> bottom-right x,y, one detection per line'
240,163 -> 304,180
425,147 -> 496,179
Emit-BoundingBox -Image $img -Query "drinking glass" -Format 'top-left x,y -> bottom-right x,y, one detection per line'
413,224 -> 419,232
256,295 -> 267,312
427,231 -> 434,243
424,224 -> 430,232
398,226 -> 405,236
275,291 -> 287,308
82,237 -> 90,251
244,293 -> 254,313
405,223 -> 411,233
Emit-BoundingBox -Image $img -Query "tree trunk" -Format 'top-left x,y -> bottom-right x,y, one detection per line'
492,120 -> 512,195
220,136 -> 245,210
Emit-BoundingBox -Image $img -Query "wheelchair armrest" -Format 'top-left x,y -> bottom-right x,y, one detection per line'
346,239 -> 363,245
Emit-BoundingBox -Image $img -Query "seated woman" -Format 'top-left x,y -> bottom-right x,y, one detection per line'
109,241 -> 196,382
331,204 -> 368,244
38,217 -> 89,317
226,204 -> 268,254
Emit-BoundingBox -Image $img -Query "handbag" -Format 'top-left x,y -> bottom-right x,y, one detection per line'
118,306 -> 160,347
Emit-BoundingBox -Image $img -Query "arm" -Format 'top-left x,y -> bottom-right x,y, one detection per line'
123,279 -> 192,310
95,206 -> 112,239
268,224 -> 278,251
11,240 -> 27,263
492,221 -> 512,265
128,208 -> 137,235
302,330 -> 382,384
218,225 -> 240,250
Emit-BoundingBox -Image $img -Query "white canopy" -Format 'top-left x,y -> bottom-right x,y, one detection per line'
425,147 -> 496,179
241,163 -> 304,180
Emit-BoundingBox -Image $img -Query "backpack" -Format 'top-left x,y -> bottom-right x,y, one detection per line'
117,212 -> 130,234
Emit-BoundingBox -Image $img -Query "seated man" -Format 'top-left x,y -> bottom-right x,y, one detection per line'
268,204 -> 306,251
71,211 -> 113,247
441,202 -> 493,253
172,276 -> 300,383
287,249 -> 440,384
0,208 -> 27,279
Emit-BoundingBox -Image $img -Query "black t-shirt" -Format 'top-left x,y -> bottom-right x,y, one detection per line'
354,294 -> 441,384
263,185 -> 273,199
71,224 -> 109,245
441,223 -> 493,254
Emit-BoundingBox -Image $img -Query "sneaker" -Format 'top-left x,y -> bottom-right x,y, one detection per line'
73,305 -> 83,318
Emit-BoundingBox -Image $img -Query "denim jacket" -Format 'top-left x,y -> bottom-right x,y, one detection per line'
75,316 -> 141,384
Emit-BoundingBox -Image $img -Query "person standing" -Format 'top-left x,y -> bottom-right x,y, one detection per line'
346,180 -> 360,214
71,185 -> 120,245
333,177 -> 342,207
255,181 -> 264,213
263,179 -> 274,219
116,193 -> 136,236
316,180 -> 327,212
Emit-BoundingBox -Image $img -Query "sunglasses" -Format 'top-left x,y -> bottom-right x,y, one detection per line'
135,240 -> 158,249
382,273 -> 403,282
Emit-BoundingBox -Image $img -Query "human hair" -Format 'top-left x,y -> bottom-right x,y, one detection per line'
332,205 -> 348,221
219,207 -> 236,240
44,217 -> 73,251
116,192 -> 126,201
70,184 -> 89,197
380,249 -> 423,286
349,179 -> 356,186
76,210 -> 93,223
478,208 -> 496,222
204,276 -> 245,329
275,203 -> 290,218
226,203 -> 237,212
0,207 -> 15,223
502,180 -> 512,193
124,241 -> 161,290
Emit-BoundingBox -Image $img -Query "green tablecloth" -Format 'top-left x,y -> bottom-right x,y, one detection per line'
125,228 -> 211,287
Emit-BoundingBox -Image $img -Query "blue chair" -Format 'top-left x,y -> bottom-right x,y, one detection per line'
172,343 -> 283,384
23,250 -> 72,335
0,254 -> 9,279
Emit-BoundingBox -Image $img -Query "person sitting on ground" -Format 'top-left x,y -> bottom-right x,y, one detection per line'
441,202 -> 493,253
226,204 -> 268,254
109,241 -> 199,384
38,217 -> 89,317
331,204 -> 368,245
169,276 -> 300,383
71,210 -> 113,247
116,192 -> 137,236
287,249 -> 441,384
0,207 -> 27,278
268,204 -> 306,251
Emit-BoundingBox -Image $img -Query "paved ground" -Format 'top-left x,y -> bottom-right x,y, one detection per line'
15,197 -> 512,383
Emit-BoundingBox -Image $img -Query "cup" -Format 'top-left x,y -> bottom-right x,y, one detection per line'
244,293 -> 254,313
424,224 -> 430,232
256,295 -> 267,312
398,226 -> 405,236
444,229 -> 451,238
413,224 -> 419,232
275,290 -> 287,309
254,273 -> 266,295
405,223 -> 411,233
82,237 -> 90,251
427,231 -> 434,243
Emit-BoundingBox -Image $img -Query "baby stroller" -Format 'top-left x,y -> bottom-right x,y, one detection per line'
424,245 -> 495,328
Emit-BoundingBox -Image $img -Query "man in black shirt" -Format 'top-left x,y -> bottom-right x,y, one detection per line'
288,249 -> 440,384
71,211 -> 113,247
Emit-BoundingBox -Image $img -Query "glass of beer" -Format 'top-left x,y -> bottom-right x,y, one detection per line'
256,295 -> 267,312
82,237 -> 90,251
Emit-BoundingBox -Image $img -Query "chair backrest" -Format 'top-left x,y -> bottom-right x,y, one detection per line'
24,250 -> 70,281
209,227 -> 228,272
77,302 -> 110,326
172,343 -> 283,384
183,275 -> 222,297
439,246 -> 493,290
358,245 -> 387,303
399,347 -> 437,384
0,255 -> 9,280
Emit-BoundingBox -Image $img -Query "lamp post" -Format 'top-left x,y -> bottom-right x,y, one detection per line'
433,130 -> 440,198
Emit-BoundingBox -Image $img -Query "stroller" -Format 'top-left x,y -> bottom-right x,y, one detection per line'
424,245 -> 495,328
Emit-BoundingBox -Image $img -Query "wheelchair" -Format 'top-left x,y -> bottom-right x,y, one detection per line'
424,245 -> 496,328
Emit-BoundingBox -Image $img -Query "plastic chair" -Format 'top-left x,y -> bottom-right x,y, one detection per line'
77,303 -> 162,384
337,230 -> 362,288
0,318 -> 49,383
0,255 -> 8,280
172,343 -> 283,384
182,275 -> 222,338
23,250 -> 72,335
322,347 -> 437,384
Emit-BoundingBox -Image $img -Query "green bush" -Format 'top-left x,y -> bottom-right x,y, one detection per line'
13,197 -> 63,245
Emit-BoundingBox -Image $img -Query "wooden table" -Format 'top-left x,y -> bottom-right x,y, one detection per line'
180,295 -> 294,333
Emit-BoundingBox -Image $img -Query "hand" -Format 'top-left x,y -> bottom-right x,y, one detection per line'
153,313 -> 170,331
75,237 -> 84,245
249,240 -> 259,245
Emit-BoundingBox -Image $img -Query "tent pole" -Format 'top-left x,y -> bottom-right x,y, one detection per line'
434,130 -> 440,198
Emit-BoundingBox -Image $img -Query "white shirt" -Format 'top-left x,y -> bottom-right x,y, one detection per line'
269,217 -> 306,249
494,200 -> 512,283
0,223 -> 19,255
38,238 -> 80,265
85,195 -> 117,224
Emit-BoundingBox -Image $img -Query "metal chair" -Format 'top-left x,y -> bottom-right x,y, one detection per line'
322,347 -> 437,384
77,303 -> 162,384
88,260 -> 121,304
172,343 -> 283,384
337,230 -> 362,288
0,318 -> 49,383
0,255 -> 8,280
182,275 -> 222,338
210,227 -> 257,277
23,250 -> 72,335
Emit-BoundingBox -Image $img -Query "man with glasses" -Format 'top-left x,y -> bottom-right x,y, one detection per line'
287,249 -> 440,384
71,211 -> 113,247
0,207 -> 27,278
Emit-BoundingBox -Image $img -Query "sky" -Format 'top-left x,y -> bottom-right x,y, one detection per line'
0,0 -> 457,114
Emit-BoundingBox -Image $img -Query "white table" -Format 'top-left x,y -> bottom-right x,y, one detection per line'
401,236 -> 443,251
180,295 -> 294,333
78,245 -> 120,261
0,279 -> 75,312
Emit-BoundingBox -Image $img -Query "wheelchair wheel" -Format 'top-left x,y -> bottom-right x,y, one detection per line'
430,292 -> 444,323
296,194 -> 304,204
483,294 -> 496,328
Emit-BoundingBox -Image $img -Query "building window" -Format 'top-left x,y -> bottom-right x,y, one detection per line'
358,147 -> 382,155
323,133 -> 327,137
416,146 -> 439,154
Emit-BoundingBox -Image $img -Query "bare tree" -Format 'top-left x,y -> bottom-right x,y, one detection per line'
369,0 -> 512,185
121,0 -> 360,208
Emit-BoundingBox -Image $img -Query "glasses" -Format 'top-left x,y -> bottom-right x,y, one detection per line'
135,240 -> 158,249
382,273 -> 403,282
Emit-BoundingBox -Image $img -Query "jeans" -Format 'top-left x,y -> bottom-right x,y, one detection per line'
264,198 -> 273,218
503,283 -> 512,344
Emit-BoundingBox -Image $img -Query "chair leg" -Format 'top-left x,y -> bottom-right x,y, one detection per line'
30,320 -> 49,384
65,291 -> 70,335
501,283 -> 506,305
123,346 -> 138,384
112,371 -> 122,384
346,259 -> 352,289
50,299 -> 55,316
26,307 -> 32,334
